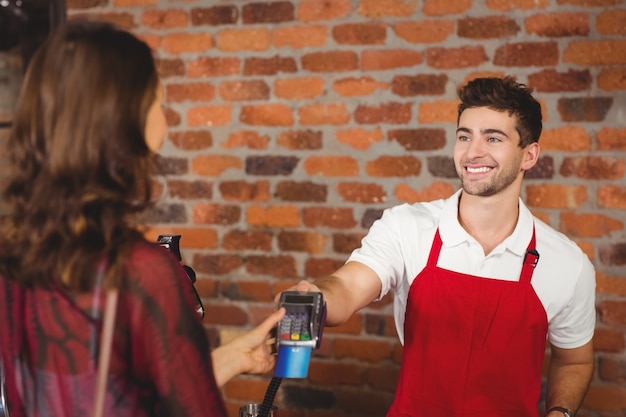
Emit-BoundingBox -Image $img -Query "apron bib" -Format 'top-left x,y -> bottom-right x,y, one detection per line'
387,227 -> 547,417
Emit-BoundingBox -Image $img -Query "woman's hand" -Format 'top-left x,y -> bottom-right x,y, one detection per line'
211,307 -> 286,387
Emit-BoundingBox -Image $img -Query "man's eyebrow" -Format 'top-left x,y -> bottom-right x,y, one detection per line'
455,127 -> 509,138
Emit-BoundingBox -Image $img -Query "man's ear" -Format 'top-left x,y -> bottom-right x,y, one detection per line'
521,142 -> 540,171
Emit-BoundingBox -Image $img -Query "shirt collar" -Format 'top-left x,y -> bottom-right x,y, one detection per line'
439,189 -> 534,257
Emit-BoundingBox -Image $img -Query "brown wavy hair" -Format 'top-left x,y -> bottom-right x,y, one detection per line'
0,19 -> 159,290
457,76 -> 542,148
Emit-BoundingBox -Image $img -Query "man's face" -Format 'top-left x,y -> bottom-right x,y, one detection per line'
454,106 -> 531,197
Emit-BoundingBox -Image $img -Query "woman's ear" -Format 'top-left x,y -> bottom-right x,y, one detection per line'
521,142 -> 540,171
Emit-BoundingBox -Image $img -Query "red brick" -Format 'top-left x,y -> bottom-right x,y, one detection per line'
366,155 -> 421,177
219,180 -> 271,202
422,0 -> 472,15
169,130 -> 213,150
462,71 -> 506,86
563,40 -> 626,65
161,33 -> 213,54
192,203 -> 241,225
164,107 -> 180,127
599,300 -> 626,326
166,82 -> 215,102
245,156 -> 299,175
156,58 -> 185,78
365,364 -> 401,392
277,130 -> 323,150
277,231 -> 328,254
218,80 -> 270,101
418,100 -> 458,124
188,57 -> 240,78
336,128 -> 384,150
223,229 -> 272,251
539,126 -> 590,151
243,55 -> 297,76
220,280 -> 273,302
273,25 -> 327,48
393,21 -> 454,43
298,103 -> 351,125
355,102 -> 412,124
458,16 -> 520,39
166,179 -> 213,200
527,69 -> 591,92
136,34 -> 160,51
598,185 -> 626,209
240,103 -> 294,126
557,97 -> 613,122
302,51 -> 359,72
391,74 -> 447,97
494,42 -> 558,66
597,127 -> 626,150
337,182 -> 386,203
557,0 -> 622,5
597,9 -> 626,35
599,357 -> 626,383
487,0 -> 549,9
217,28 -> 271,52
202,304 -> 247,325
332,232 -> 364,253
187,105 -> 232,127
222,131 -> 270,150
242,1 -> 294,24
599,242 -> 626,266
560,212 -> 623,238
308,362 -> 365,385
361,49 -> 423,71
246,255 -> 298,278
141,9 -> 188,29
333,76 -> 383,97
596,271 -> 626,297
358,0 -> 417,17
304,156 -> 359,176
302,207 -> 357,229
275,77 -> 325,99
560,156 -> 624,180
525,12 -> 589,37
334,337 -> 394,362
145,226 -> 217,250
332,23 -> 387,45
525,184 -> 588,209
275,180 -> 328,202
594,327 -> 626,353
246,205 -> 301,227
389,128 -> 446,151
427,45 -> 488,69
304,258 -> 346,278
191,5 -> 238,26
191,155 -> 242,176
297,0 -> 352,21
598,67 -> 626,91
113,0 -> 155,6
395,182 -> 456,203
324,313 -> 364,335
83,12 -> 135,29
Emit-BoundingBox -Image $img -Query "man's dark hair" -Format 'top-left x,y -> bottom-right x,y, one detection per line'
457,76 -> 542,148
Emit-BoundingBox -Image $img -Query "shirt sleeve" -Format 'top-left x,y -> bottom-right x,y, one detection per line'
548,253 -> 596,349
123,242 -> 228,417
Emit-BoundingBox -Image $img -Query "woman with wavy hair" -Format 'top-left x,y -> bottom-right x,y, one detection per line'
0,19 -> 283,417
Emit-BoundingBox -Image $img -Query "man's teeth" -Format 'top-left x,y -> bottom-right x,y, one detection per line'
467,167 -> 491,173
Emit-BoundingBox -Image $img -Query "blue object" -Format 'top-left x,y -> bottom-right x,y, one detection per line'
274,346 -> 313,378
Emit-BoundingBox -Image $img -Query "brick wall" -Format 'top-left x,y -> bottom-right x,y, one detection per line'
0,0 -> 621,415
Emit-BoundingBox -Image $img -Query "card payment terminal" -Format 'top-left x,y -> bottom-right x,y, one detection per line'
274,291 -> 326,379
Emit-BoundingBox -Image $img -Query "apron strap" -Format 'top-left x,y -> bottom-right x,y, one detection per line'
520,226 -> 539,284
426,229 -> 443,267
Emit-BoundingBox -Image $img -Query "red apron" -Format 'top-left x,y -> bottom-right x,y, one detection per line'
387,227 -> 548,417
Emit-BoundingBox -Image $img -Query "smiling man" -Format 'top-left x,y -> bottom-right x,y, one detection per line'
289,77 -> 596,417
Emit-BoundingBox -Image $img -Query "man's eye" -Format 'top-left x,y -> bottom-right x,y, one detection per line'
457,135 -> 470,141
487,137 -> 501,142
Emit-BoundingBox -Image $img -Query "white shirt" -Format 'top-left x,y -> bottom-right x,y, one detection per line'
348,189 -> 596,349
